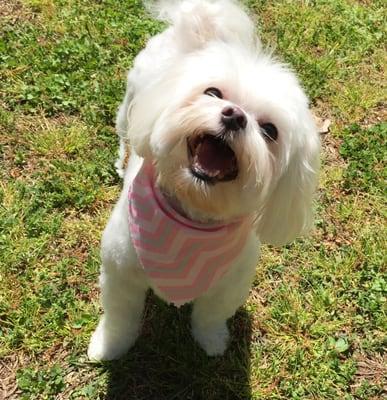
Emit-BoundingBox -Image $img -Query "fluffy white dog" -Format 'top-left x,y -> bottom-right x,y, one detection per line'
88,0 -> 320,361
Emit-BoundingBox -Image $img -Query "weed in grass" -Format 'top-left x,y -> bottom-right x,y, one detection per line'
340,123 -> 386,196
17,365 -> 65,399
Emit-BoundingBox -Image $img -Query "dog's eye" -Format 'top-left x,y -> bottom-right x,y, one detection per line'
260,122 -> 278,142
204,87 -> 223,99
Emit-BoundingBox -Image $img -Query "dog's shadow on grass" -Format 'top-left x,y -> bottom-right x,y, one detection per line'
103,293 -> 252,400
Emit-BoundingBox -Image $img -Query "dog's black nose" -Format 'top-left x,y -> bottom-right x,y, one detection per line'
221,106 -> 247,131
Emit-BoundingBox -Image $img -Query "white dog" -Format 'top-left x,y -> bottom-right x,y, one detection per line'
88,0 -> 320,361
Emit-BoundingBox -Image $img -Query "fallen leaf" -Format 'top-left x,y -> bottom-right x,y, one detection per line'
312,113 -> 332,134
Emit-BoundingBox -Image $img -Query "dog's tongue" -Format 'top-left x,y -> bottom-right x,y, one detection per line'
193,135 -> 236,178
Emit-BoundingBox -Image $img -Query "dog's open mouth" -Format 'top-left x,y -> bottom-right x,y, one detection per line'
187,134 -> 238,183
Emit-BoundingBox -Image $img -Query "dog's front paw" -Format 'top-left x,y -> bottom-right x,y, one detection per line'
192,322 -> 230,356
87,320 -> 138,361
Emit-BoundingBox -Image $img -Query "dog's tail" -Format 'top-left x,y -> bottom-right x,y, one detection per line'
146,0 -> 259,51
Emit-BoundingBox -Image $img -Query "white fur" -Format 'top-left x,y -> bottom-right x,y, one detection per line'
88,0 -> 320,361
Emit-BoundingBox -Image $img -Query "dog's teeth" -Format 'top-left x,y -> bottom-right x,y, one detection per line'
188,133 -> 238,183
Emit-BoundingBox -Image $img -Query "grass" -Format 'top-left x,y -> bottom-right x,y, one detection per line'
0,0 -> 386,399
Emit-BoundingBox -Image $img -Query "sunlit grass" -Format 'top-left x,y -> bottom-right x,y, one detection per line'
1,0 -> 385,399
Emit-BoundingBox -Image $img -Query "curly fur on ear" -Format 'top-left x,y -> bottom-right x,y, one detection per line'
255,119 -> 320,246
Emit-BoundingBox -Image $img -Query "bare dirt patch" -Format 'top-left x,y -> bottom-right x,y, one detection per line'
0,0 -> 36,27
0,354 -> 28,400
359,102 -> 387,129
351,352 -> 387,395
321,133 -> 345,169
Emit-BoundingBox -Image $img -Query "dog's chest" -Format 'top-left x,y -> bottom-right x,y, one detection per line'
128,163 -> 250,306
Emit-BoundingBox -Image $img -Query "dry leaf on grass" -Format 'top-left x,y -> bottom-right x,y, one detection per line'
312,112 -> 332,134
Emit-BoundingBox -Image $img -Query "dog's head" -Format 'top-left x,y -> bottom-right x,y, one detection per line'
125,3 -> 320,245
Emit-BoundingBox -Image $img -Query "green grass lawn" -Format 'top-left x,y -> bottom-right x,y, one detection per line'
1,0 -> 385,399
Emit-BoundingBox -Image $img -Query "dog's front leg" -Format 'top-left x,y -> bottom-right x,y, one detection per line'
191,255 -> 256,356
88,266 -> 147,361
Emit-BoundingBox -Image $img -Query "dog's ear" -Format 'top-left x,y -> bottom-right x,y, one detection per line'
124,80 -> 179,160
150,0 -> 258,52
255,122 -> 320,246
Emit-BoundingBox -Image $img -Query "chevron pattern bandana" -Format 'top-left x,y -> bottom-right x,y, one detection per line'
128,162 -> 251,307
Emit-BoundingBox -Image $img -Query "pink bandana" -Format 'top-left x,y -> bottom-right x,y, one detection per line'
128,162 -> 251,307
